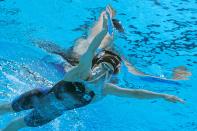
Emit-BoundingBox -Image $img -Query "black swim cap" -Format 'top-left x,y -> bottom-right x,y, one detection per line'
92,50 -> 121,74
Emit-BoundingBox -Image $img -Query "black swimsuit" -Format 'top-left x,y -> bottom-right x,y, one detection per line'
11,50 -> 121,127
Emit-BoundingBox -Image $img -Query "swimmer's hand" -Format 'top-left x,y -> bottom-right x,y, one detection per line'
172,66 -> 192,80
106,5 -> 116,17
163,94 -> 185,104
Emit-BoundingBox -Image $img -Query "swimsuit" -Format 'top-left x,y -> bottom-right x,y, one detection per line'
12,81 -> 95,127
11,50 -> 121,127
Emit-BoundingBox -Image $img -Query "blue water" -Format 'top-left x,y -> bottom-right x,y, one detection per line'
0,0 -> 197,130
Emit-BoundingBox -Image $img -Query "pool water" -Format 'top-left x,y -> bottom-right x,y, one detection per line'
0,0 -> 197,131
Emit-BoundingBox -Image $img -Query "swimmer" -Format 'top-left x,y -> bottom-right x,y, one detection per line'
0,5 -> 187,131
33,6 -> 191,84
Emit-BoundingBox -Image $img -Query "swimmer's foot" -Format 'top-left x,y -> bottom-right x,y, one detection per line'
0,103 -> 13,116
32,39 -> 65,54
32,39 -> 78,65
172,66 -> 192,80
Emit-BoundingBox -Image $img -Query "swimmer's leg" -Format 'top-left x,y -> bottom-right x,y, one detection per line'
32,6 -> 115,65
87,5 -> 115,43
0,103 -> 14,115
32,40 -> 79,65
2,117 -> 27,131
70,9 -> 114,59
32,40 -> 65,55
0,88 -> 50,116
74,6 -> 115,55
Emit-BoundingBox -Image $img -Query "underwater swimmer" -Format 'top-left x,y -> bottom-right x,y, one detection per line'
33,5 -> 191,83
0,6 -> 186,131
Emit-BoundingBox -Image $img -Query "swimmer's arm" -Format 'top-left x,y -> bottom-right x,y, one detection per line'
124,60 -> 176,81
79,20 -> 108,63
87,6 -> 114,44
104,83 -> 185,103
87,11 -> 106,43
124,59 -> 191,81
63,26 -> 107,81
123,59 -> 146,76
63,17 -> 108,81
111,47 -> 146,76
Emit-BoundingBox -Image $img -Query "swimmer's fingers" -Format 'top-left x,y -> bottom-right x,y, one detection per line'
106,5 -> 116,17
100,11 -> 107,18
172,66 -> 192,80
178,98 -> 185,104
106,6 -> 113,18
164,95 -> 185,104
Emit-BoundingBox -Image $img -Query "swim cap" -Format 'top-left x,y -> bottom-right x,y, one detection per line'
92,50 -> 121,74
